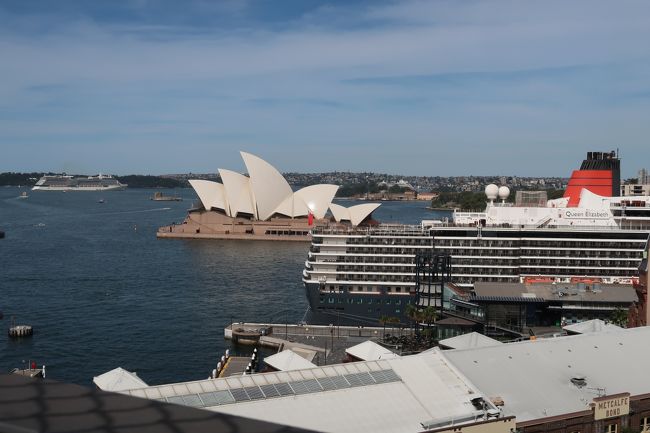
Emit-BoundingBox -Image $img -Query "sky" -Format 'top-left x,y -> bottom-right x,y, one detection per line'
0,0 -> 649,177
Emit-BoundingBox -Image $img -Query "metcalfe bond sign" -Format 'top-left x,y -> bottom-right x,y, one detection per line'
593,393 -> 630,421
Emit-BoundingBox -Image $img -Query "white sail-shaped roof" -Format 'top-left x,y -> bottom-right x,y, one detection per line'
241,151 -> 293,221
273,184 -> 339,218
294,184 -> 339,219
218,169 -> 256,218
329,203 -> 350,222
330,203 -> 380,226
273,194 -> 307,218
349,203 -> 381,226
189,180 -> 228,213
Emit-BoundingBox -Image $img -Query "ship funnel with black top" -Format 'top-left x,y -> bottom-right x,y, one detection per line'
564,150 -> 621,207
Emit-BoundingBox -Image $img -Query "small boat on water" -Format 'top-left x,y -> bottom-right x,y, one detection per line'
18,191 -> 28,199
98,199 -> 105,203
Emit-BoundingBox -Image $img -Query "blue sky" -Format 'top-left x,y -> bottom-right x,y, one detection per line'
0,0 -> 649,176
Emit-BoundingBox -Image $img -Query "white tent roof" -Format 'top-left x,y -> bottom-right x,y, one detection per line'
438,332 -> 502,350
263,349 -> 318,371
345,340 -> 399,361
93,367 -> 148,392
562,319 -> 622,334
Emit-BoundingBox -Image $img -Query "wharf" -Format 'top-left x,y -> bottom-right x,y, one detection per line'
11,368 -> 43,378
225,322 -> 386,366
219,356 -> 252,377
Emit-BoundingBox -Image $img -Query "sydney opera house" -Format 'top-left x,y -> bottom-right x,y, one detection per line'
157,152 -> 381,241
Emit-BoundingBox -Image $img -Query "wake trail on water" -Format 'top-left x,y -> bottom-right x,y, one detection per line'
91,207 -> 172,216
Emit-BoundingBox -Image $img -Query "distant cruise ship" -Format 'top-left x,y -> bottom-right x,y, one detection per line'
32,174 -> 127,191
303,151 -> 650,325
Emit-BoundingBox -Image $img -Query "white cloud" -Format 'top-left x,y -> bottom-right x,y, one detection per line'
0,0 -> 649,175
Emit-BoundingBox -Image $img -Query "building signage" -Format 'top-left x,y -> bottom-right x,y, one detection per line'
593,393 -> 630,420
564,210 -> 610,219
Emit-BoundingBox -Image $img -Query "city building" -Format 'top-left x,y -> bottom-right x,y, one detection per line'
620,168 -> 650,196
468,281 -> 637,333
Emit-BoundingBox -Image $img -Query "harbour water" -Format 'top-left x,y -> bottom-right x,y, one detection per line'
0,187 -> 447,386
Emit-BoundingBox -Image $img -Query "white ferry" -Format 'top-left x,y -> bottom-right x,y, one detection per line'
303,151 -> 650,325
32,174 -> 127,191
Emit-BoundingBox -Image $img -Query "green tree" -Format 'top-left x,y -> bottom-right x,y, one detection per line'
379,315 -> 390,340
610,308 -> 629,328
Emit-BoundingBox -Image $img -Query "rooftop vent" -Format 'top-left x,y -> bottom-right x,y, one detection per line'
570,376 -> 587,388
470,397 -> 486,410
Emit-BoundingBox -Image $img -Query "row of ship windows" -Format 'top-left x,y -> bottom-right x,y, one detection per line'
323,286 -> 411,293
315,259 -> 414,265
441,249 -> 640,257
450,260 -> 640,267
319,296 -> 411,306
317,306 -> 404,314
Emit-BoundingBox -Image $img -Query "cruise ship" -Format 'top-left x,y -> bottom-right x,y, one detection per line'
303,151 -> 650,325
32,174 -> 127,191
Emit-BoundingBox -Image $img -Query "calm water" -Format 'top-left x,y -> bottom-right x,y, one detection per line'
0,187 -> 445,386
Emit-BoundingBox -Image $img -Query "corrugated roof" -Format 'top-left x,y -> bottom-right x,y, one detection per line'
345,340 -> 399,361
439,332 -> 502,350
443,326 -> 650,422
93,367 -> 148,392
473,282 -> 637,303
264,350 -> 317,371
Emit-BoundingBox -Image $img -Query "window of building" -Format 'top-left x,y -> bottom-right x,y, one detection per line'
641,416 -> 650,432
605,423 -> 617,433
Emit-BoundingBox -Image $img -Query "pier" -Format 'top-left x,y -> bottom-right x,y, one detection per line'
225,322 -> 386,366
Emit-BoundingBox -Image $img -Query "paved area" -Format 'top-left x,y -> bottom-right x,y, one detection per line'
226,323 -> 389,366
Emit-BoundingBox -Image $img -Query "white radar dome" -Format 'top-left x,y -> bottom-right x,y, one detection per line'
485,184 -> 499,200
498,186 -> 510,200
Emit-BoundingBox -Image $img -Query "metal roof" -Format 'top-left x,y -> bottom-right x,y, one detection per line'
0,373 -> 314,433
124,353 -> 493,433
443,326 -> 650,422
473,282 -> 637,303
